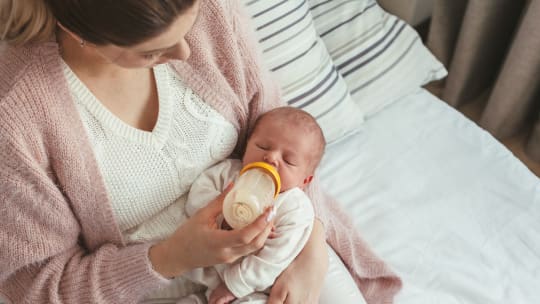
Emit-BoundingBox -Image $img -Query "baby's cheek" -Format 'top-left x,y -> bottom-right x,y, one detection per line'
279,173 -> 293,190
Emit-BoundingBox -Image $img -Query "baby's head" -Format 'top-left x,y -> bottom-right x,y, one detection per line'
243,107 -> 326,192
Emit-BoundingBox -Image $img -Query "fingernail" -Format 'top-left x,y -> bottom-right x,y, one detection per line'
265,207 -> 276,222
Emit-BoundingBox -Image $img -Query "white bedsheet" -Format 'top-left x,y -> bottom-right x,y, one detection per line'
318,88 -> 540,304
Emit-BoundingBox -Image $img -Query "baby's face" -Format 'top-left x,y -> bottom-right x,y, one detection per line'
243,118 -> 314,192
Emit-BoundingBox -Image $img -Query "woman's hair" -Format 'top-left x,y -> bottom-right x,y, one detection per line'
0,0 -> 196,47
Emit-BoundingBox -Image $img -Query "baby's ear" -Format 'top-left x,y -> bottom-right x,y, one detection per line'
303,175 -> 314,186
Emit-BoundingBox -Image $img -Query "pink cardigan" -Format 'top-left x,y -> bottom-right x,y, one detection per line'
0,1 -> 401,303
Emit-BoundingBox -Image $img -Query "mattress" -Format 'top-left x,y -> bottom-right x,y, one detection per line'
318,88 -> 540,303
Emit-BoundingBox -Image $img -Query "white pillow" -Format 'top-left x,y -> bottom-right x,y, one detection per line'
242,0 -> 365,144
309,0 -> 447,116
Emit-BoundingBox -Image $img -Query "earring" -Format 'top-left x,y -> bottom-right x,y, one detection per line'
57,22 -> 86,48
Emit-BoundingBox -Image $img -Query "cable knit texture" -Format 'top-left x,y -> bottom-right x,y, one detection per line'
0,1 -> 401,303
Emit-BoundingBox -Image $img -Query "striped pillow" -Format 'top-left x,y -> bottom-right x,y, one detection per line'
309,0 -> 447,116
242,0 -> 364,144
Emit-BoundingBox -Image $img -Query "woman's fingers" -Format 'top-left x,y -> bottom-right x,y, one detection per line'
215,207 -> 274,248
211,208 -> 274,265
176,184 -> 273,266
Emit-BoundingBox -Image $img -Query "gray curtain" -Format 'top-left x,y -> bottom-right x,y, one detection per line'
427,0 -> 540,160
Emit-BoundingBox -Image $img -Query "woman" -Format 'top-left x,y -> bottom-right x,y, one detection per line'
0,0 -> 400,303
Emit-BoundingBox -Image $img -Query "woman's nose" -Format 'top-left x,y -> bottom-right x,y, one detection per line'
168,39 -> 191,61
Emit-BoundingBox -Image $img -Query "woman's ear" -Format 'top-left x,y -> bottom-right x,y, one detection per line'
57,22 -> 86,46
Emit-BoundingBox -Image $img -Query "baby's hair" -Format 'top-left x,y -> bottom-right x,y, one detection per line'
252,107 -> 326,171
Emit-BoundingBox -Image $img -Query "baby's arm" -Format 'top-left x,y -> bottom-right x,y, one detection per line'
221,188 -> 315,298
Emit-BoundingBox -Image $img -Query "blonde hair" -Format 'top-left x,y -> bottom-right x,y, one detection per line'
0,0 -> 56,47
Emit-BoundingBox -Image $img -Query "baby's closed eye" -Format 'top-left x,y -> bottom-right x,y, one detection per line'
256,144 -> 269,150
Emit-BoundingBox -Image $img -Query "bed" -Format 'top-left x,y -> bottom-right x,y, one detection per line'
242,0 -> 540,303
319,88 -> 540,303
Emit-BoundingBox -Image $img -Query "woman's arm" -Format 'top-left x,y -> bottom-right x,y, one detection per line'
0,164 -> 169,303
268,219 -> 328,304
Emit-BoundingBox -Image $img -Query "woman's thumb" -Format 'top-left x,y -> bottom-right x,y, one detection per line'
205,182 -> 235,216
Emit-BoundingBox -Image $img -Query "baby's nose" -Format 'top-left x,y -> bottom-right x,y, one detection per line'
263,154 -> 279,168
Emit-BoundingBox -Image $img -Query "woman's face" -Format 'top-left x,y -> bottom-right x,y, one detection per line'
92,2 -> 200,68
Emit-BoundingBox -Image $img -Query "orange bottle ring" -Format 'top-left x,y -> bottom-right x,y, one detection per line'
239,162 -> 281,198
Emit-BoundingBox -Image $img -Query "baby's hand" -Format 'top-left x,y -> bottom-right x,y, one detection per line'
209,282 -> 237,304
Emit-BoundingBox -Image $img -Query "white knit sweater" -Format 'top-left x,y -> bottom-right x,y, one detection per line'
62,62 -> 238,301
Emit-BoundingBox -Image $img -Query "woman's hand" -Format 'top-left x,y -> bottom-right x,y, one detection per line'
149,187 -> 274,278
268,220 -> 328,304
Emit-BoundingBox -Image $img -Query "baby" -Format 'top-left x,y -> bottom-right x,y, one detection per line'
184,106 -> 326,303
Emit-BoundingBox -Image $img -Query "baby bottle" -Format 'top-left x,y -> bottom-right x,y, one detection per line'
223,162 -> 281,229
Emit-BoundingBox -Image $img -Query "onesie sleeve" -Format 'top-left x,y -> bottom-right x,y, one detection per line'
185,159 -> 243,217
